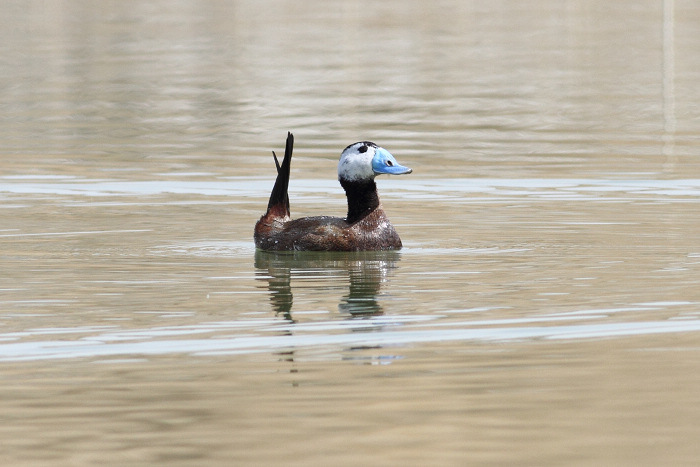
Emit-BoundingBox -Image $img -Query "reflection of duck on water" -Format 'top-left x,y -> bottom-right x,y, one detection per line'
254,250 -> 401,320
254,132 -> 412,251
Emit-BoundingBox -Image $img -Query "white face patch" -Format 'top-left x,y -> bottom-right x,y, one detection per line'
338,143 -> 377,182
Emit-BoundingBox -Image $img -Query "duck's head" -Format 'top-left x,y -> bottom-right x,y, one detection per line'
338,142 -> 412,182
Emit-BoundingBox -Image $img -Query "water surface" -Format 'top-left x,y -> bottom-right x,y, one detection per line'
2,1 -> 700,465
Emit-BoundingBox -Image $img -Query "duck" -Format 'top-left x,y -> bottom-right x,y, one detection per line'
254,132 -> 412,251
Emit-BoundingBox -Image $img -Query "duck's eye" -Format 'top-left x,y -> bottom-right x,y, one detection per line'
358,145 -> 368,153
386,160 -> 393,166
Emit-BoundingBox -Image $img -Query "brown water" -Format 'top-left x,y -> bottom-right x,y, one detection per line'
2,0 -> 700,465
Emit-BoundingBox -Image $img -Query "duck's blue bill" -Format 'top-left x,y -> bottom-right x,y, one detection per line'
372,148 -> 413,175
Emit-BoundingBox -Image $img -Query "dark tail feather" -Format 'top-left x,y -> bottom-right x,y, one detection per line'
271,150 -> 290,213
266,132 -> 293,217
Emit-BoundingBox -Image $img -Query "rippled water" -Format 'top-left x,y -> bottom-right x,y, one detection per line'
2,0 -> 700,465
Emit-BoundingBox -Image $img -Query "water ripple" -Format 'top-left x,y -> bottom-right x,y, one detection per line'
2,178 -> 700,200
1,311 -> 699,362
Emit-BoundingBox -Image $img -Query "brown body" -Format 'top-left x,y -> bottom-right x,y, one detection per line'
255,205 -> 402,251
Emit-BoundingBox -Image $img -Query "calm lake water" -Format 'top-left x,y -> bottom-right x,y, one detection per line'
2,0 -> 700,465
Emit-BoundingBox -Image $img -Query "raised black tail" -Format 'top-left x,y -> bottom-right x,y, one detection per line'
266,132 -> 293,217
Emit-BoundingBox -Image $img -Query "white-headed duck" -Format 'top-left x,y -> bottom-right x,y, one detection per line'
254,132 -> 412,251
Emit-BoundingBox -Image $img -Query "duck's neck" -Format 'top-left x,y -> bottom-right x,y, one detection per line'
340,178 -> 380,224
